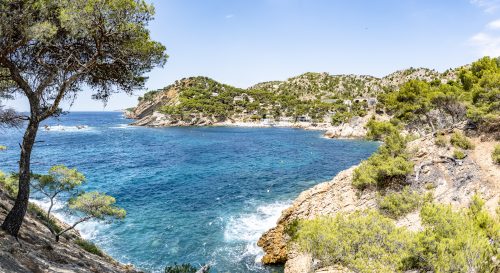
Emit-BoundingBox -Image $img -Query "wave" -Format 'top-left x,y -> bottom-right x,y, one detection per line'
42,125 -> 95,133
224,200 -> 290,263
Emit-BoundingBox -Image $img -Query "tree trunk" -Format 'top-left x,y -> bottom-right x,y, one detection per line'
2,119 -> 39,237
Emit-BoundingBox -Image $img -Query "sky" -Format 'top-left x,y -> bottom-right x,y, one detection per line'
5,0 -> 500,111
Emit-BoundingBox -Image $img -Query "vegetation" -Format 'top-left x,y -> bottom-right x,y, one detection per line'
453,149 -> 466,160
164,263 -> 210,273
450,130 -> 474,150
0,0 -> 167,236
292,196 -> 499,273
0,171 -> 18,197
493,144 -> 500,164
378,187 -> 424,218
365,119 -> 399,141
293,210 -> 415,272
0,145 -> 6,151
434,134 -> 447,147
74,239 -> 104,257
31,165 -> 86,220
353,123 -> 413,190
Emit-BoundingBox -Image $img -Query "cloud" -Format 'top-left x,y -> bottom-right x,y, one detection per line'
470,32 -> 500,56
488,19 -> 500,29
470,0 -> 500,12
225,14 -> 234,19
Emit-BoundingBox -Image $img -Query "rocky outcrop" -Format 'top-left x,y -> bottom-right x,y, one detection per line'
258,129 -> 500,273
0,188 -> 140,273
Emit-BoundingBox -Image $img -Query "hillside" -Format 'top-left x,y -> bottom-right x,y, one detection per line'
0,186 -> 141,273
125,67 -> 458,128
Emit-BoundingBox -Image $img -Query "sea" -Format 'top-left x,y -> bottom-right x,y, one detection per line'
0,112 -> 378,273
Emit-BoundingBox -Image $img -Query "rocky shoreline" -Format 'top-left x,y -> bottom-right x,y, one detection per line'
257,130 -> 500,273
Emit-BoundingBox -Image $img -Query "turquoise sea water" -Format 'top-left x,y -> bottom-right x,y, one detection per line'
0,112 -> 378,273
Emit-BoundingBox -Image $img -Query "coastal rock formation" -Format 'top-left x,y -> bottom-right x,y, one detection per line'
259,130 -> 500,273
0,188 -> 140,273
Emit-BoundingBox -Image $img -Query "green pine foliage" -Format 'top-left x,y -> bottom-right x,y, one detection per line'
293,210 -> 416,273
353,130 -> 413,190
292,196 -> 499,273
378,187 -> 424,218
493,144 -> 500,164
164,263 -> 206,273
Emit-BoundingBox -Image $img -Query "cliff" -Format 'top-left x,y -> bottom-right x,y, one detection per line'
257,128 -> 500,273
0,187 -> 141,273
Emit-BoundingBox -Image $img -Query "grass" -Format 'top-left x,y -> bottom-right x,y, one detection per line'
74,238 -> 104,257
453,149 -> 466,160
492,144 -> 500,164
434,135 -> 447,147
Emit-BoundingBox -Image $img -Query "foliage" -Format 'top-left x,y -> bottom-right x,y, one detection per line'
450,130 -> 474,150
378,187 -> 423,218
414,197 -> 499,273
0,145 -> 6,150
164,263 -> 206,273
434,135 -> 447,147
293,196 -> 499,273
453,149 -> 466,160
353,131 -> 413,190
69,192 -> 126,220
294,210 -> 416,273
31,165 -> 86,233
0,171 -> 18,197
365,119 -> 399,141
74,239 -> 104,257
492,144 -> 500,164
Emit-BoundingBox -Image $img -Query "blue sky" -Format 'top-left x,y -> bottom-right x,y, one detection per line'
6,0 -> 500,111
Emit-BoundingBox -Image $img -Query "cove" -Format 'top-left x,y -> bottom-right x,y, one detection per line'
0,112 -> 378,273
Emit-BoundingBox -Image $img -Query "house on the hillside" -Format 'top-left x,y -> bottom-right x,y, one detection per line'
233,93 -> 255,103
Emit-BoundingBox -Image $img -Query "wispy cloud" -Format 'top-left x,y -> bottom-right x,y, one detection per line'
471,32 -> 500,56
470,0 -> 500,13
225,14 -> 235,19
488,19 -> 500,29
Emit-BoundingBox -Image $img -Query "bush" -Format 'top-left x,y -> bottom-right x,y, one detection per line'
365,119 -> 399,141
294,210 -> 416,273
434,135 -> 447,147
415,197 -> 499,273
0,145 -> 6,151
164,264 -> 206,273
492,144 -> 500,164
378,187 -> 423,218
353,132 -> 413,190
0,171 -> 18,197
453,149 -> 466,160
74,239 -> 104,257
450,130 -> 474,150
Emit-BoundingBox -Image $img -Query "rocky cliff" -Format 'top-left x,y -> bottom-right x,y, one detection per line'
0,187 -> 140,273
258,128 -> 500,273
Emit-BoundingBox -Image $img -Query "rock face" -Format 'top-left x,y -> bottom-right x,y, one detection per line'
0,188 -> 140,273
258,130 -> 500,273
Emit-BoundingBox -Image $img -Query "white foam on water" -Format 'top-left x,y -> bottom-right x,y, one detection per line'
30,197 -> 104,240
224,201 -> 291,263
43,125 -> 95,133
110,124 -> 137,129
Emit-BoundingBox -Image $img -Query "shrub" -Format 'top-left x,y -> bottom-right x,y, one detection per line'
365,119 -> 398,141
353,132 -> 413,190
164,263 -> 205,273
0,145 -> 6,151
378,187 -> 423,218
0,171 -> 18,197
74,239 -> 104,257
293,210 -> 416,273
415,198 -> 499,273
453,149 -> 466,160
450,130 -> 474,150
434,135 -> 446,147
492,144 -> 500,164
